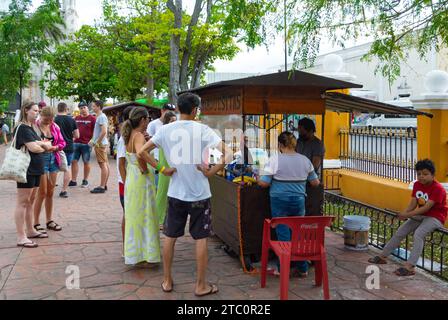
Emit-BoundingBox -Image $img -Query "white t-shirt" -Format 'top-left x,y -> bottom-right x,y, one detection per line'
146,118 -> 163,160
151,120 -> 222,202
116,137 -> 126,184
93,113 -> 109,146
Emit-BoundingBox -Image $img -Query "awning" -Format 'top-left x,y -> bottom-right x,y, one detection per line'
103,101 -> 161,119
324,92 -> 433,118
180,70 -> 362,96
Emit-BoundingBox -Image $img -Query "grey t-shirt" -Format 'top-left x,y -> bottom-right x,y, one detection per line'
93,113 -> 109,146
296,136 -> 325,174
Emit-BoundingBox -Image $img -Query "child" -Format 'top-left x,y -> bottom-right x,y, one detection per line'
369,159 -> 447,276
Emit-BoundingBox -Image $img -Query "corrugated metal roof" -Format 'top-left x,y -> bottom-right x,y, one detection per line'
324,92 -> 433,118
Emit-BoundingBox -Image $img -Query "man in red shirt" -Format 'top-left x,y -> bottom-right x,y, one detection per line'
369,159 -> 447,276
70,102 -> 96,188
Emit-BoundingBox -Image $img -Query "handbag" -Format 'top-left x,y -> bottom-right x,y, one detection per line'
59,150 -> 68,172
0,123 -> 31,183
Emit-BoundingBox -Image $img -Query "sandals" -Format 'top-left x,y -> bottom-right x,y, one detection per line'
17,240 -> 38,248
394,267 -> 415,276
34,224 -> 47,234
46,220 -> 62,231
368,256 -> 387,264
194,283 -> 219,297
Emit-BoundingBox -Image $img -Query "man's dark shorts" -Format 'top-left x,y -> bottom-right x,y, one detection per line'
164,197 -> 212,240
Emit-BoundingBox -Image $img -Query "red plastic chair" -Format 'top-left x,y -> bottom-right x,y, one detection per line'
260,216 -> 335,300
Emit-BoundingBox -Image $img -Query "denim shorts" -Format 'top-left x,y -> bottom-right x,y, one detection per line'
65,152 -> 74,166
73,143 -> 92,163
42,152 -> 59,173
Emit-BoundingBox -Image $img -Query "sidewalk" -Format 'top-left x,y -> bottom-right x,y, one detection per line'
0,144 -> 447,300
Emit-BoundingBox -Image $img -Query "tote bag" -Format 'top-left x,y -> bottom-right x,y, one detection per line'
0,124 -> 31,183
59,150 -> 68,172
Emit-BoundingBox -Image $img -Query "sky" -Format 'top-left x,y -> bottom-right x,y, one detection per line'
22,0 -> 359,74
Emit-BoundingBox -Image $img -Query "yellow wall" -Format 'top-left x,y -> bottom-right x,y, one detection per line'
337,169 -> 411,213
417,111 -> 448,183
327,169 -> 448,227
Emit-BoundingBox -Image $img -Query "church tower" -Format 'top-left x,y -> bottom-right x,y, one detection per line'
61,0 -> 79,36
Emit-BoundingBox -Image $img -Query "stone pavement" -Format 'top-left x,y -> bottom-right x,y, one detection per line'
0,144 -> 447,300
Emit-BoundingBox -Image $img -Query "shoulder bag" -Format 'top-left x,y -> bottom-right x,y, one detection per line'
0,124 -> 31,183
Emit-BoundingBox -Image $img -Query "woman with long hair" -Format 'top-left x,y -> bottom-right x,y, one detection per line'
258,131 -> 320,277
121,107 -> 174,265
155,111 -> 177,228
33,106 -> 66,234
13,102 -> 53,247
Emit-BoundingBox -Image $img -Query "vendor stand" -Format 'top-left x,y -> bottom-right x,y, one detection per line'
182,70 -> 432,271
103,101 -> 161,156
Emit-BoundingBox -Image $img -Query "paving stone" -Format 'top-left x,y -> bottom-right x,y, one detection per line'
1,146 -> 448,300
85,284 -> 139,299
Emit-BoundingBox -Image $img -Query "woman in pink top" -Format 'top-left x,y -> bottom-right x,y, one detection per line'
33,106 -> 66,234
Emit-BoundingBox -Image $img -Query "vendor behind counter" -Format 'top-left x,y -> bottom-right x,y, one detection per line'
295,117 -> 325,216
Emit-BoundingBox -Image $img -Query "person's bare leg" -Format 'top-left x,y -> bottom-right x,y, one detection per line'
194,238 -> 213,295
162,237 -> 177,291
99,162 -> 109,188
26,188 -> 39,236
15,188 -> 33,241
33,175 -> 47,226
71,160 -> 79,182
45,173 -> 57,222
105,162 -> 110,187
62,169 -> 71,192
83,162 -> 90,181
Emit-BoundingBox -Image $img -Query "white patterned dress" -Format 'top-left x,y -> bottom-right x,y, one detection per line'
124,152 -> 160,265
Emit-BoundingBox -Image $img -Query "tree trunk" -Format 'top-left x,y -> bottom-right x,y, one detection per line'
179,0 -> 203,91
167,0 -> 182,103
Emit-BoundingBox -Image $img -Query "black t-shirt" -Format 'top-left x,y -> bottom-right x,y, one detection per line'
14,124 -> 44,176
55,115 -> 77,152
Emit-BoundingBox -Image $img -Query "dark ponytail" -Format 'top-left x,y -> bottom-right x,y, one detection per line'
120,107 -> 149,145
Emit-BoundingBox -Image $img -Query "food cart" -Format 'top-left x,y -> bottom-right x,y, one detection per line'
103,101 -> 161,156
182,70 -> 432,272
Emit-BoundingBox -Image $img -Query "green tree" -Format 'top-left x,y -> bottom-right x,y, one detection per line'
247,0 -> 448,83
44,1 -> 172,102
166,0 -> 271,101
0,0 -> 64,102
43,25 -> 118,102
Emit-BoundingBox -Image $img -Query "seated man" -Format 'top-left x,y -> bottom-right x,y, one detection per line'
369,159 -> 447,276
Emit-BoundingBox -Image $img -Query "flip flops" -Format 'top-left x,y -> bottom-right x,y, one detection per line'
194,283 -> 219,297
161,281 -> 174,293
394,267 -> 415,276
28,232 -> 48,239
368,256 -> 387,264
17,240 -> 38,248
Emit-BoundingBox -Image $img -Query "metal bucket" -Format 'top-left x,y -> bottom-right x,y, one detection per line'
343,215 -> 371,251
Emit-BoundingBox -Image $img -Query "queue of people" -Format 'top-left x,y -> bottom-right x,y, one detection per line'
8,99 -> 110,248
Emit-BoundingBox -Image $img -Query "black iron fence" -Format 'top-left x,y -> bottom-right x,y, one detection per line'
324,191 -> 448,281
339,127 -> 417,183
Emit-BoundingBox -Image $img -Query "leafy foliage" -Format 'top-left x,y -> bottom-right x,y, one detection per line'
0,0 -> 65,102
255,0 -> 448,82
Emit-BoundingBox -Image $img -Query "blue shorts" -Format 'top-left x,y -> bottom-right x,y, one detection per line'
65,152 -> 74,166
73,143 -> 92,163
42,152 -> 59,173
